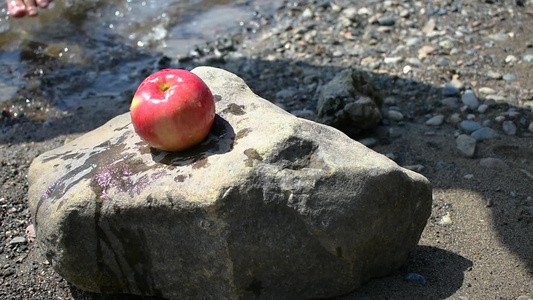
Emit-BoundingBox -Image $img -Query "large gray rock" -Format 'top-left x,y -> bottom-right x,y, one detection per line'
28,67 -> 432,300
316,69 -> 383,137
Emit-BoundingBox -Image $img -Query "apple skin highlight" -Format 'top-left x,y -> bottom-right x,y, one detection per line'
130,69 -> 216,151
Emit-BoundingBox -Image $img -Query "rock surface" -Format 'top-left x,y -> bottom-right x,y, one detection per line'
28,67 -> 432,300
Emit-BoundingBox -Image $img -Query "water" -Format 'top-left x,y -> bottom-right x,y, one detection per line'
0,0 -> 281,123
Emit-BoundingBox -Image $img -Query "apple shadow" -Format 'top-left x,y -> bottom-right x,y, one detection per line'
148,114 -> 235,167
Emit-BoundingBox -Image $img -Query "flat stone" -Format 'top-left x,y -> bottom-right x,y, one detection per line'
456,134 -> 476,157
461,90 -> 479,110
28,67 -> 431,300
387,110 -> 404,121
8,236 -> 27,245
478,87 -> 496,95
377,17 -> 395,26
425,115 -> 444,126
471,127 -> 499,141
486,71 -> 503,80
459,120 -> 482,133
502,74 -> 517,81
529,121 -> 533,133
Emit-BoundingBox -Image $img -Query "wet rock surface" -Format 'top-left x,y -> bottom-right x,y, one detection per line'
1,0 -> 533,299
27,67 -> 431,299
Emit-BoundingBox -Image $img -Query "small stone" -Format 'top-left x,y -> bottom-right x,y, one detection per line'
358,137 -> 377,147
406,37 -> 422,46
477,104 -> 489,113
301,8 -> 314,20
426,115 -> 444,126
387,110 -> 404,121
9,236 -> 27,245
523,54 -> 533,62
516,296 -> 532,300
488,32 -> 509,42
502,121 -> 517,135
461,90 -> 479,110
384,96 -> 396,105
441,97 -> 459,107
384,57 -> 404,65
449,79 -> 464,91
495,115 -> 506,123
502,74 -> 517,81
528,121 -> 533,133
459,120 -> 482,133
480,157 -> 509,169
478,87 -> 496,95
456,134 -> 476,157
464,174 -> 474,180
439,212 -> 452,225
486,94 -> 507,102
442,85 -> 460,97
487,71 -> 503,80
505,55 -> 517,63
377,17 -> 395,26
471,127 -> 499,141
439,40 -> 454,50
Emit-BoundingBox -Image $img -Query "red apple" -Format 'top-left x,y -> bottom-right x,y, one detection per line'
130,69 -> 215,151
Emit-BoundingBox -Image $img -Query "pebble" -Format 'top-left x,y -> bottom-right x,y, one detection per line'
406,37 -> 422,47
387,110 -> 404,121
442,85 -> 460,97
477,104 -> 489,113
502,121 -> 517,135
441,97 -> 459,108
471,127 -> 499,141
377,17 -> 395,26
478,87 -> 496,95
426,115 -> 444,126
456,134 -> 476,157
461,90 -> 480,110
488,32 -> 509,42
384,57 -> 404,65
529,122 -> 533,133
523,54 -> 533,62
480,157 -> 509,169
9,236 -> 27,245
459,120 -> 482,133
505,55 -> 517,63
495,115 -> 506,123
487,71 -> 503,80
439,40 -> 454,50
449,79 -> 465,91
439,212 -> 452,225
502,74 -> 517,81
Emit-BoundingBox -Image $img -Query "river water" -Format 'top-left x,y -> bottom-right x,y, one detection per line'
0,0 -> 281,122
